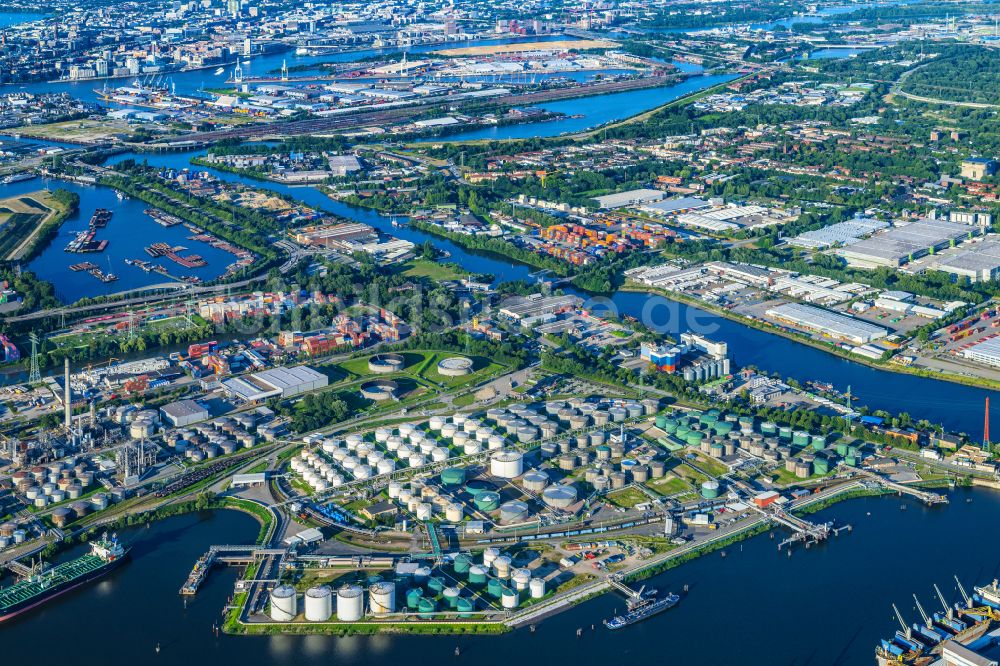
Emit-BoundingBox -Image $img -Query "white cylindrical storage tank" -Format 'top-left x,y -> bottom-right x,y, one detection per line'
369,581 -> 396,615
511,568 -> 532,591
336,584 -> 365,622
441,423 -> 458,439
375,427 -> 392,443
388,481 -> 404,499
493,555 -> 512,578
445,503 -> 464,522
529,578 -> 546,599
270,585 -> 298,622
428,416 -> 446,431
501,588 -> 519,609
304,586 -> 333,622
399,423 -> 416,438
346,434 -> 363,449
377,460 -> 396,475
415,502 -> 433,520
463,419 -> 480,434
408,454 -> 426,468
453,413 -> 468,427
463,441 -> 482,455
483,547 -> 500,567
516,426 -> 538,443
488,435 -> 506,450
522,470 -> 550,492
386,436 -> 404,452
453,431 -> 470,448
431,446 -> 449,462
490,450 -> 524,479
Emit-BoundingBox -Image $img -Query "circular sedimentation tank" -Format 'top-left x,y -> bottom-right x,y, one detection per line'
437,356 -> 474,377
368,353 -> 405,374
359,379 -> 399,402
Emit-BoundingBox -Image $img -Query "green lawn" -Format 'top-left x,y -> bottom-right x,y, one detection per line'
605,487 -> 649,508
645,475 -> 689,496
398,258 -> 469,281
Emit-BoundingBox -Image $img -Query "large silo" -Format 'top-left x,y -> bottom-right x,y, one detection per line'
304,586 -> 333,622
270,585 -> 298,622
336,584 -> 365,622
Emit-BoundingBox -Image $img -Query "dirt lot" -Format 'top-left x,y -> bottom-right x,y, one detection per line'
434,39 -> 618,56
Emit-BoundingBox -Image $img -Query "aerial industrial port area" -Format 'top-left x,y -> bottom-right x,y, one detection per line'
7,0 -> 1000,663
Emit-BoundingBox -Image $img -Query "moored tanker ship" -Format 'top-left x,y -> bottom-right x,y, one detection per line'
0,535 -> 129,624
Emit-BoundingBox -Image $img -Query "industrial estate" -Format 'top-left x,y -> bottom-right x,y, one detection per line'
5,0 -> 1000,663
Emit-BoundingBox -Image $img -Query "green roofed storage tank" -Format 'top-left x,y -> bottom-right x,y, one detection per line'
428,577 -> 446,594
453,553 -> 473,574
813,458 -> 830,474
686,432 -> 704,447
487,578 -> 504,599
810,435 -> 827,451
713,422 -> 734,436
418,597 -> 436,618
475,492 -> 501,512
465,479 -> 493,498
761,422 -> 777,436
845,455 -> 858,467
835,443 -> 848,457
779,427 -> 792,440
676,425 -> 691,440
406,588 -> 422,609
701,480 -> 720,499
456,597 -> 475,617
469,565 -> 488,584
440,467 -> 467,487
847,446 -> 859,457
655,415 -> 667,429
663,419 -> 678,434
700,413 -> 718,426
792,431 -> 809,447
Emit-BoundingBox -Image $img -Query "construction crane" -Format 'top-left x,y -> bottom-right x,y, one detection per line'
538,168 -> 564,188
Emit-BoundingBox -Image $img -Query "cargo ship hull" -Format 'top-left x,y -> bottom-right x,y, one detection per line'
0,550 -> 128,624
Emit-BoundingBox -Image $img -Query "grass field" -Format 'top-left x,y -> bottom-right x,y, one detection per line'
645,475 -> 690,496
0,190 -> 63,260
398,258 -> 468,281
11,118 -> 136,143
605,486 -> 650,508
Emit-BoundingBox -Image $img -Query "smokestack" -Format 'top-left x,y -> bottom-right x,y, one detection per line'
64,358 -> 72,432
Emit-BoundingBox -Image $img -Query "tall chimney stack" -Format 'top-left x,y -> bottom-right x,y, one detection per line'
64,357 -> 72,432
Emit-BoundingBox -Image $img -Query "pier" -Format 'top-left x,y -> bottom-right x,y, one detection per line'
180,544 -> 287,596
854,467 -> 948,505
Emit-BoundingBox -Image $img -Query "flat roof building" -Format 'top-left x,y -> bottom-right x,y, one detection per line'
497,293 -> 582,325
937,236 -> 1000,283
593,188 -> 665,209
838,220 -> 973,268
766,302 -> 888,344
222,365 -> 328,402
160,399 -> 209,427
963,337 -> 1000,368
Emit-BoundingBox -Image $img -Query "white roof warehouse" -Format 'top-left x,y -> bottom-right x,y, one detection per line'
765,302 -> 888,344
222,366 -> 328,403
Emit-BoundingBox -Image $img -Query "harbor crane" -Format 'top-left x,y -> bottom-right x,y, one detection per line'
934,584 -> 954,620
956,575 -> 974,609
893,603 -> 914,640
913,594 -> 933,630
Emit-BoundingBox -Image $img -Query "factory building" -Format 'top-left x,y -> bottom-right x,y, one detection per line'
593,188 -> 666,209
497,293 -> 582,326
766,302 -> 888,344
294,223 -> 378,249
936,236 -> 1000,283
641,343 -> 680,372
160,399 -> 209,427
838,219 -> 974,268
962,337 -> 1000,368
222,365 -> 328,402
788,217 -> 888,250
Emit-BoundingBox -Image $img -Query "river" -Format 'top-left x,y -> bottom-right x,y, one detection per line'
0,12 -> 47,30
4,491 -> 1000,665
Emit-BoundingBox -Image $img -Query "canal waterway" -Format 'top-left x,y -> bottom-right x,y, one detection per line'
3,490 -> 1000,665
95,145 -> 1000,435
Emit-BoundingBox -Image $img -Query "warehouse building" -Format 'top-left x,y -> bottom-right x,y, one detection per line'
223,365 -> 328,403
497,293 -> 582,326
962,337 -> 1000,368
593,189 -> 665,210
160,399 -> 209,427
936,236 -> 1000,283
838,220 -> 974,268
788,217 -> 888,250
766,302 -> 888,344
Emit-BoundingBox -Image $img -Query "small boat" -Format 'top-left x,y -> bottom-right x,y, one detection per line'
214,67 -> 225,76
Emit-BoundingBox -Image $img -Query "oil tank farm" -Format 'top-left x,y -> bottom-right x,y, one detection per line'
490,450 -> 524,479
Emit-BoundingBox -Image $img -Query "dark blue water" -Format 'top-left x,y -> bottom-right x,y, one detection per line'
3,176 -> 235,302
4,491 -> 1000,666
